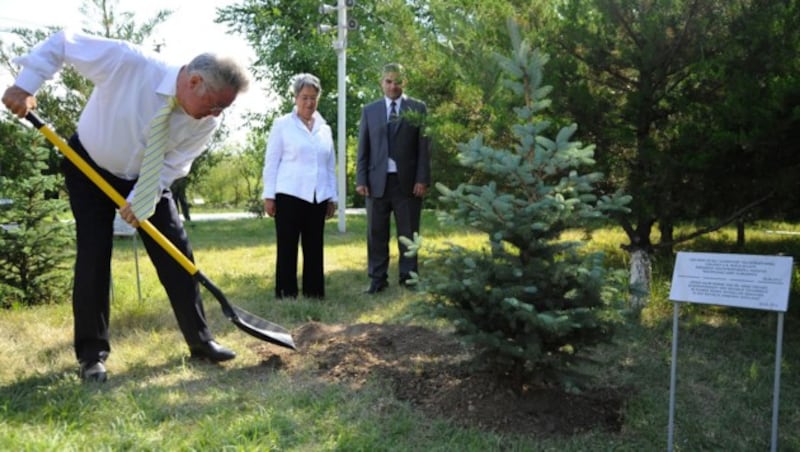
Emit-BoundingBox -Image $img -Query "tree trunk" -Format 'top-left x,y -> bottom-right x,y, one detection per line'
658,221 -> 674,258
629,248 -> 652,309
619,217 -> 655,309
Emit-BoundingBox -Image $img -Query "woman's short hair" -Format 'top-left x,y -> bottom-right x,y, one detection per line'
290,73 -> 322,98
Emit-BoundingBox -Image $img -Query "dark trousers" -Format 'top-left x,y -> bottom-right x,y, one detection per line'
274,193 -> 328,298
62,135 -> 213,364
365,174 -> 422,283
173,187 -> 191,221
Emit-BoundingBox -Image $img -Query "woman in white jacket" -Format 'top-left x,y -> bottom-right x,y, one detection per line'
262,73 -> 337,299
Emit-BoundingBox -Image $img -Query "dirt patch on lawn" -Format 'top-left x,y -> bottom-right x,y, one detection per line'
252,321 -> 625,437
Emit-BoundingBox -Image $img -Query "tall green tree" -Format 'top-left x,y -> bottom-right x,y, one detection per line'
676,0 -> 800,223
548,0 -> 800,306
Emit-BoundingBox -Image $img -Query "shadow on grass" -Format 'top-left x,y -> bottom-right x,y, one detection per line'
204,265 -> 430,331
0,356 -> 286,423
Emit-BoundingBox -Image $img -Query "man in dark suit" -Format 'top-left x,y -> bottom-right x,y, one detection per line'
356,63 -> 431,294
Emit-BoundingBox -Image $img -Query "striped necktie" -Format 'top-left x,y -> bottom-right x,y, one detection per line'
131,96 -> 177,220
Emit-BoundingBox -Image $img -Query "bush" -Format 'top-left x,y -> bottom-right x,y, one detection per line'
0,122 -> 73,308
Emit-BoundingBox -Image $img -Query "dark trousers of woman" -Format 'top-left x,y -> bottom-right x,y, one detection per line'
63,135 -> 214,366
274,193 -> 328,299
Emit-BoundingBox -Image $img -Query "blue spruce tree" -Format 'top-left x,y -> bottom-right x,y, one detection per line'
414,23 -> 631,390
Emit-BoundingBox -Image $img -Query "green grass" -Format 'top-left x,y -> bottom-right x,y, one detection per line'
2,212 -> 800,450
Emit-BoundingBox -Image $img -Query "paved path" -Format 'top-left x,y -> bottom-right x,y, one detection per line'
188,208 -> 366,222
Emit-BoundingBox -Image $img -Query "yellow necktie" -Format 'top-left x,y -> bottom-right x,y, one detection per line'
131,96 -> 177,220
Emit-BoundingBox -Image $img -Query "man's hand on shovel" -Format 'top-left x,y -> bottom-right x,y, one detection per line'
118,203 -> 141,228
2,86 -> 36,118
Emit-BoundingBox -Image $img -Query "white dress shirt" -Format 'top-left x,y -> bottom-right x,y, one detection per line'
262,108 -> 338,204
13,29 -> 218,199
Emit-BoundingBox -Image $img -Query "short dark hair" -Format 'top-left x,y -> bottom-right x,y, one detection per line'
382,63 -> 405,78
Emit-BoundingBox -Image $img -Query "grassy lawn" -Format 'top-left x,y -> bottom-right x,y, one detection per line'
1,211 -> 799,450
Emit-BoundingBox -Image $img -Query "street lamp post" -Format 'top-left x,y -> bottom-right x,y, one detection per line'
319,0 -> 357,233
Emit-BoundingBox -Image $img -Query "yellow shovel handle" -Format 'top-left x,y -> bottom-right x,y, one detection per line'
27,112 -> 199,276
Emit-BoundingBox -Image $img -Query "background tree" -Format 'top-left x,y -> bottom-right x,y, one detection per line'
679,0 -> 800,225
192,134 -> 267,213
546,0 -> 800,306
178,123 -> 233,209
0,121 -> 72,307
412,23 -> 630,390
79,0 -> 171,42
236,131 -> 268,216
395,0 -> 558,205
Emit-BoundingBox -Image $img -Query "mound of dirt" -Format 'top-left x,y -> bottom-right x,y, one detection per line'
252,321 -> 625,437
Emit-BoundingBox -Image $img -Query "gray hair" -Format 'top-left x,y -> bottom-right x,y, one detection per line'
290,73 -> 322,98
187,53 -> 250,94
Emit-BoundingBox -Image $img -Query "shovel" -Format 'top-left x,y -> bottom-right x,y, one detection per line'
25,112 -> 296,350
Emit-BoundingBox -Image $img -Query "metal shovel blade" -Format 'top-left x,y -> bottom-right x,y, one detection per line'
196,272 -> 296,350
230,305 -> 296,350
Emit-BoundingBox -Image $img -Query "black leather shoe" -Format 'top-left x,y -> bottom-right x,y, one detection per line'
189,340 -> 236,362
79,361 -> 107,383
364,279 -> 389,294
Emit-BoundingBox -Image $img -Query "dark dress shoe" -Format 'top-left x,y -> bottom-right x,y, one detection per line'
80,361 -> 107,383
364,279 -> 389,294
189,340 -> 236,362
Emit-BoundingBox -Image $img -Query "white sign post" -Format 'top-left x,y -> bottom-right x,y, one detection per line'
667,252 -> 793,452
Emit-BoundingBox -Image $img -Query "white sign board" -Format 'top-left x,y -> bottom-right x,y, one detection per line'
669,252 -> 792,312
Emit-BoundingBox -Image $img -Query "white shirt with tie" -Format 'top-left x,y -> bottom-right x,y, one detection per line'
13,29 -> 218,201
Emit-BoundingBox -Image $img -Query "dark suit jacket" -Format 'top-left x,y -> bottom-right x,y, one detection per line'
356,95 -> 430,197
